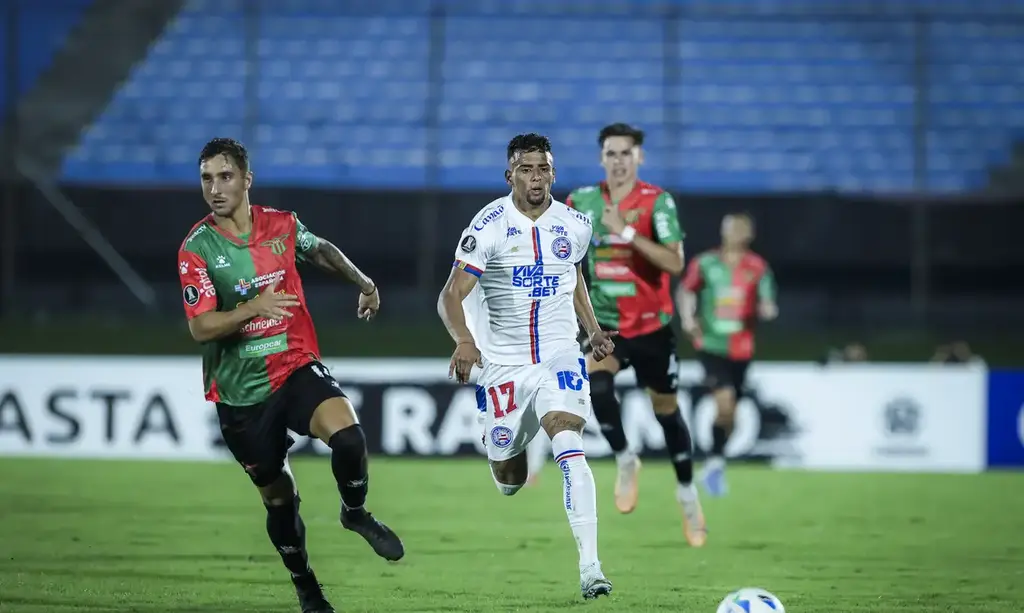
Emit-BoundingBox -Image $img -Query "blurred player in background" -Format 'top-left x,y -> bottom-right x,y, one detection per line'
438,133 -> 616,600
177,138 -> 403,613
678,213 -> 777,497
565,123 -> 706,548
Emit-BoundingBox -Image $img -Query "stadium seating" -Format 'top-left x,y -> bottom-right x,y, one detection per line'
0,0 -> 94,111
57,0 -> 1024,192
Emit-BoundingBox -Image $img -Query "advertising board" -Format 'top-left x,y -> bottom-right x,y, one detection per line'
0,356 -> 987,473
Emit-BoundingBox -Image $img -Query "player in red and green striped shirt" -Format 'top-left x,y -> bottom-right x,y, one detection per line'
565,123 -> 706,548
177,138 -> 403,613
678,213 -> 778,497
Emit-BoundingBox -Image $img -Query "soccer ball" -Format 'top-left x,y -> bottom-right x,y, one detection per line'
716,587 -> 785,613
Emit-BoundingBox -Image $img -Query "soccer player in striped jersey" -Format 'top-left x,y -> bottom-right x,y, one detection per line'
567,123 -> 706,547
178,138 -> 403,613
679,213 -> 778,496
438,133 -> 617,600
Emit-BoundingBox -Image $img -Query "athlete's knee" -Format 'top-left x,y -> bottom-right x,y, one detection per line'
327,423 -> 367,459
541,411 -> 587,438
258,470 -> 298,506
586,352 -> 619,376
713,386 -> 737,412
713,390 -> 737,427
589,371 -> 618,411
245,460 -> 288,490
311,397 -> 358,442
648,391 -> 678,415
655,407 -> 692,444
490,457 -> 527,495
590,369 -> 615,396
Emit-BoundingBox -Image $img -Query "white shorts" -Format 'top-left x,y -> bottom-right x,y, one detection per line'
478,348 -> 593,462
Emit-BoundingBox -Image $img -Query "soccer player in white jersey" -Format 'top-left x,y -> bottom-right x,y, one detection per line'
438,133 -> 617,600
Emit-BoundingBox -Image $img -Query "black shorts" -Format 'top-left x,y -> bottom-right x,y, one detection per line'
216,361 -> 346,486
697,351 -> 750,395
587,324 -> 679,394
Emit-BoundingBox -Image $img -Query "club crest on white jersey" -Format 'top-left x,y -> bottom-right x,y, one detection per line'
452,194 -> 594,366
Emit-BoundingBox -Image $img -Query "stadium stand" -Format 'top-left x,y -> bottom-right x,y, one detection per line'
54,0 -> 1024,192
0,0 -> 95,111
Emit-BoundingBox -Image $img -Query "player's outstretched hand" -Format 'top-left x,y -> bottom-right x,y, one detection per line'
248,279 -> 299,321
358,286 -> 379,321
449,341 -> 482,384
589,330 -> 618,362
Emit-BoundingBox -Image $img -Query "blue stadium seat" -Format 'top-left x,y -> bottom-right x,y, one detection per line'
60,0 -> 1024,193
1,0 -> 95,111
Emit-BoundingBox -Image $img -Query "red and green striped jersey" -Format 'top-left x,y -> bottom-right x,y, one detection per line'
177,206 -> 322,406
566,181 -> 684,338
681,250 -> 776,361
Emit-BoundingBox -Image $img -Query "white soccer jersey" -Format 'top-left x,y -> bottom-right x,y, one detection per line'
453,194 -> 594,366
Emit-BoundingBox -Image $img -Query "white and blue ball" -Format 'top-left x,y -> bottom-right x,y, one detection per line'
716,587 -> 785,613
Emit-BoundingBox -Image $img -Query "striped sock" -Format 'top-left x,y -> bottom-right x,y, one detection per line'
551,430 -> 599,568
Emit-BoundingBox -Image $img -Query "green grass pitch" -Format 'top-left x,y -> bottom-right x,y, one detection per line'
0,457 -> 1021,612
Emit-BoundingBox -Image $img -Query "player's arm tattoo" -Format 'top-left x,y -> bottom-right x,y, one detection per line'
306,238 -> 376,294
573,264 -> 602,336
542,415 -> 587,435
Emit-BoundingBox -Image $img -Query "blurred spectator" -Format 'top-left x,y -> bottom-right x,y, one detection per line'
820,342 -> 869,365
931,341 -> 984,365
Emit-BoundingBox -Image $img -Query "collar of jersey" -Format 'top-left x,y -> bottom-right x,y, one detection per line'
504,192 -> 559,226
600,180 -> 647,205
206,205 -> 259,246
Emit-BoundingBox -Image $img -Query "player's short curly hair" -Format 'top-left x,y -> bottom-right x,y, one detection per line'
507,133 -> 552,163
199,137 -> 250,173
598,123 -> 644,148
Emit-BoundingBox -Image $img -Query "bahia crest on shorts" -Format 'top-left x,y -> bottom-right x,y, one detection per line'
476,348 -> 593,462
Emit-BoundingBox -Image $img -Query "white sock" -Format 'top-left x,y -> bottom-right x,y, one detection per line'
677,482 -> 698,503
614,449 -> 638,466
551,430 -> 599,569
706,456 -> 726,471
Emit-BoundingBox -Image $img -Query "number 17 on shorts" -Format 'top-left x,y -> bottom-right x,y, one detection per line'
479,351 -> 593,461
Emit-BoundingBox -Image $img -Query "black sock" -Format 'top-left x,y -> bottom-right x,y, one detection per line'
656,411 -> 694,485
328,424 -> 369,512
711,424 -> 729,458
265,496 -> 311,577
589,371 -> 628,454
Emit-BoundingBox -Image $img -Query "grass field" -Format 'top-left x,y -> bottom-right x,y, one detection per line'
0,458 -> 1021,613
